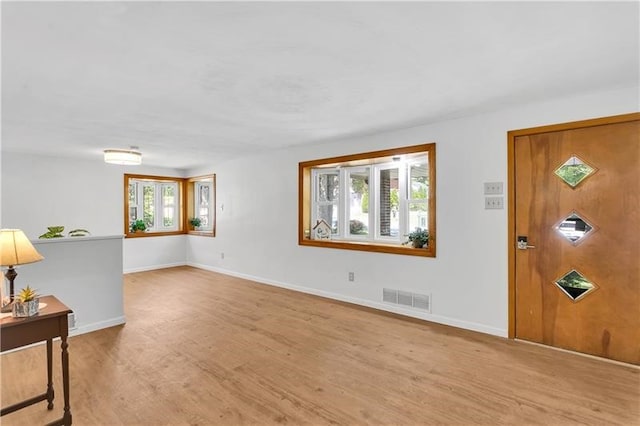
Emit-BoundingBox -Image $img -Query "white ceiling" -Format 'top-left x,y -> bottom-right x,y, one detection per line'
2,1 -> 638,170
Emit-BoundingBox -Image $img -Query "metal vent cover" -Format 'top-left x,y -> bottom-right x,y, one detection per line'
398,290 -> 413,307
412,293 -> 430,311
382,289 -> 431,313
383,288 -> 398,304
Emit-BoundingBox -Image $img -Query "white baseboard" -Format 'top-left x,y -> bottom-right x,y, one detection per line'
187,262 -> 507,338
124,262 -> 187,274
70,316 -> 127,337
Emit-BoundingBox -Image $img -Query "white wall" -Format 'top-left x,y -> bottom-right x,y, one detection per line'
187,86 -> 638,337
18,235 -> 126,335
1,152 -> 185,238
2,152 -> 125,238
123,235 -> 187,273
1,153 -> 187,272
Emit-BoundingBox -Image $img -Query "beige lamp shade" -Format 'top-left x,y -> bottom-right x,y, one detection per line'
0,229 -> 44,266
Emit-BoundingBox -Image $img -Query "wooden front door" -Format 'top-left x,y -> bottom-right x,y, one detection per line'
509,113 -> 640,365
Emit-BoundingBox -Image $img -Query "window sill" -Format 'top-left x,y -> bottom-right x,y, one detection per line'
299,238 -> 435,257
125,229 -> 216,238
125,230 -> 185,238
187,230 -> 215,237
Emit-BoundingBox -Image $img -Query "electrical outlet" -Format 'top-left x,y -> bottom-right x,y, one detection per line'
68,313 -> 77,330
485,196 -> 504,209
484,182 -> 504,195
220,252 -> 225,260
348,272 -> 355,282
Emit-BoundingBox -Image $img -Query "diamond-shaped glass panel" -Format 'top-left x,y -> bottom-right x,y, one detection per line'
555,213 -> 594,244
554,270 -> 597,302
554,156 -> 595,188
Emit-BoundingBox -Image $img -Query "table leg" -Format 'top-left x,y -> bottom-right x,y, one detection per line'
46,338 -> 55,409
60,335 -> 72,425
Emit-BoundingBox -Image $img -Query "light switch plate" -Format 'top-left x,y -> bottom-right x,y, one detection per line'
485,196 -> 504,209
484,182 -> 504,195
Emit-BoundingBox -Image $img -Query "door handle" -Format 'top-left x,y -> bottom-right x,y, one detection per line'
517,236 -> 536,250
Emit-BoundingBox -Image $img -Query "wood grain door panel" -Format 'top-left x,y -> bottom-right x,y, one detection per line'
513,117 -> 639,364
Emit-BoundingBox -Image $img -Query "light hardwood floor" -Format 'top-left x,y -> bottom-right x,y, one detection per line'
1,266 -> 638,425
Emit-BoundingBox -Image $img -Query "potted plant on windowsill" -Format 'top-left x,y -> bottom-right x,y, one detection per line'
12,285 -> 40,317
189,217 -> 202,230
130,219 -> 147,233
403,228 -> 429,249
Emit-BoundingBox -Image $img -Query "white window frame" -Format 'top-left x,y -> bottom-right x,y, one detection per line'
373,162 -> 407,242
345,166 -> 371,240
310,155 -> 425,245
406,159 -> 429,232
311,169 -> 340,235
194,181 -> 213,231
129,179 -> 180,232
160,182 -> 179,231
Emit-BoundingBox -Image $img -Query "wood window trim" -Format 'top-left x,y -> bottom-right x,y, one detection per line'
124,174 -> 186,238
124,173 -> 216,238
298,143 -> 436,257
186,174 -> 216,237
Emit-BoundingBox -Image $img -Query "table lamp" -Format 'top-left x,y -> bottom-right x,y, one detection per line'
0,229 -> 44,313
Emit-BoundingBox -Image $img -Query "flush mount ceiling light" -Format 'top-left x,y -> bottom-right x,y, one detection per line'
104,147 -> 142,165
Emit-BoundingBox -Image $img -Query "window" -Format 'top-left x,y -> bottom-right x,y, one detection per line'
314,171 -> 340,234
299,143 -> 436,257
125,174 -> 185,236
124,173 -> 216,238
186,175 -> 216,236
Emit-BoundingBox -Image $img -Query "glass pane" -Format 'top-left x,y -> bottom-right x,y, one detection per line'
555,213 -> 593,244
199,207 -> 209,227
163,207 -> 174,227
409,161 -> 428,200
554,156 -> 595,188
554,270 -> 597,301
409,202 -> 428,232
163,185 -> 175,206
316,205 -> 338,234
379,168 -> 399,237
318,173 -> 339,202
349,170 -> 369,236
128,183 -> 137,204
198,184 -> 210,206
143,185 -> 154,228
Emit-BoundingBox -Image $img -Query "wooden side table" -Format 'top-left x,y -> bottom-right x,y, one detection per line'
1,295 -> 73,426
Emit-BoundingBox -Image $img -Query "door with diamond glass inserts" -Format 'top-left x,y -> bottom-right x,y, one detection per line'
509,113 -> 639,365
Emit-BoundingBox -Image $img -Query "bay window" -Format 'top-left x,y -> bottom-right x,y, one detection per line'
300,143 -> 436,257
128,177 -> 181,234
124,173 -> 216,238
